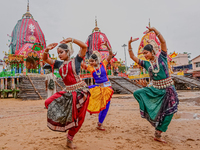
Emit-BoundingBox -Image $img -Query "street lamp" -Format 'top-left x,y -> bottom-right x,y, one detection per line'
122,44 -> 127,72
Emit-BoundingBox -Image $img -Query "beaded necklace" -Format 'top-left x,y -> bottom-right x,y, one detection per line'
61,60 -> 70,78
149,56 -> 160,76
94,64 -> 101,78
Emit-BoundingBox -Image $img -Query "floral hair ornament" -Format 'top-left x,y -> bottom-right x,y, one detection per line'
66,42 -> 74,57
89,51 -> 102,64
143,38 -> 160,55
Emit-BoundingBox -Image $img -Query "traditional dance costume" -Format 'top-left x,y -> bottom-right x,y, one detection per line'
86,59 -> 114,124
134,50 -> 179,132
45,55 -> 90,141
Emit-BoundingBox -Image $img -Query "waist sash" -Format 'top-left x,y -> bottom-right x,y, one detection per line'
95,81 -> 111,87
152,77 -> 174,89
64,81 -> 87,92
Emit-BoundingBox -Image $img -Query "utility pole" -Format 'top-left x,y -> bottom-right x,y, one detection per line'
122,44 -> 127,73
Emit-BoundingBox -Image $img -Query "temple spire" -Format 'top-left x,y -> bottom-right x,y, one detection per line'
95,16 -> 97,27
27,0 -> 29,12
94,16 -> 100,31
22,0 -> 33,19
149,18 -> 151,27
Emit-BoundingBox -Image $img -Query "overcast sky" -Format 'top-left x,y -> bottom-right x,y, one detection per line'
0,0 -> 200,65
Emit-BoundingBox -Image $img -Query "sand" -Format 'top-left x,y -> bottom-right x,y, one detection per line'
0,91 -> 200,150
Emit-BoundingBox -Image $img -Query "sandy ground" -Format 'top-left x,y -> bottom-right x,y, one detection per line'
0,91 -> 200,150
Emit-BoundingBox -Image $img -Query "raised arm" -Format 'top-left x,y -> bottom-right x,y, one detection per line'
81,61 -> 88,70
102,41 -> 113,62
43,43 -> 58,65
128,37 -> 140,64
60,38 -> 87,58
145,27 -> 167,52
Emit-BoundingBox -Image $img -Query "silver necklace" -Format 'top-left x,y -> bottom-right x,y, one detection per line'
149,56 -> 160,76
94,65 -> 101,78
62,61 -> 70,78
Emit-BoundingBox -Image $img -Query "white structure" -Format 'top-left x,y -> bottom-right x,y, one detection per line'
191,55 -> 200,71
172,53 -> 189,67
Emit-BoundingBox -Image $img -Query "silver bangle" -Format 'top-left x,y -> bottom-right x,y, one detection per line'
128,49 -> 132,51
156,32 -> 161,37
71,38 -> 74,43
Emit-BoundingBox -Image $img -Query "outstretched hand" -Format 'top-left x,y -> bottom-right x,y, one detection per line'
46,43 -> 58,50
128,37 -> 139,44
101,41 -> 111,49
143,26 -> 157,34
60,37 -> 72,44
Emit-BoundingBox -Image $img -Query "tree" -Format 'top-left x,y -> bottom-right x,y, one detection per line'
183,52 -> 191,59
118,66 -> 126,73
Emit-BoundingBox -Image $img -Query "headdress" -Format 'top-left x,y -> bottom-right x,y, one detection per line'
143,38 -> 160,55
89,51 -> 102,64
66,42 -> 74,56
58,43 -> 74,57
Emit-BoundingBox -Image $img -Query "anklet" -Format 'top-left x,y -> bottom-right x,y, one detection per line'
97,122 -> 102,127
67,138 -> 72,143
155,131 -> 161,138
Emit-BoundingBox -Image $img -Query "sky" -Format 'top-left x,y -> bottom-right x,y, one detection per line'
0,0 -> 200,66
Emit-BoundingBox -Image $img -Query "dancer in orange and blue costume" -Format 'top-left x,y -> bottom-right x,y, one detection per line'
43,38 -> 90,149
82,41 -> 114,131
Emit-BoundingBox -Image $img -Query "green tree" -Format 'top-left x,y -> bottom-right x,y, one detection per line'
183,52 -> 191,59
118,66 -> 126,73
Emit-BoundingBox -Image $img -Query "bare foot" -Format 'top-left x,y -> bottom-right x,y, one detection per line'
154,137 -> 167,144
67,141 -> 77,149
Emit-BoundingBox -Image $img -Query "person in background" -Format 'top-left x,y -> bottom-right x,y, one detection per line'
45,68 -> 57,98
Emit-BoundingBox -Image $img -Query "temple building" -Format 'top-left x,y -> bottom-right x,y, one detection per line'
7,1 -> 46,74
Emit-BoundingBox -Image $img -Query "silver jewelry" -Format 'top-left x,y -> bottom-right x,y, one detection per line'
156,32 -> 161,37
71,38 -> 74,43
128,48 -> 133,51
149,56 -> 160,76
67,139 -> 72,143
61,61 -> 70,78
58,47 -> 68,51
155,131 -> 161,138
44,51 -> 49,54
94,65 -> 101,78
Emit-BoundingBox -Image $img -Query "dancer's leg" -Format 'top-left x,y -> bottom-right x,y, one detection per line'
96,101 -> 110,131
98,101 -> 110,124
156,114 -> 173,132
67,96 -> 89,148
154,114 -> 173,143
45,91 -> 65,108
